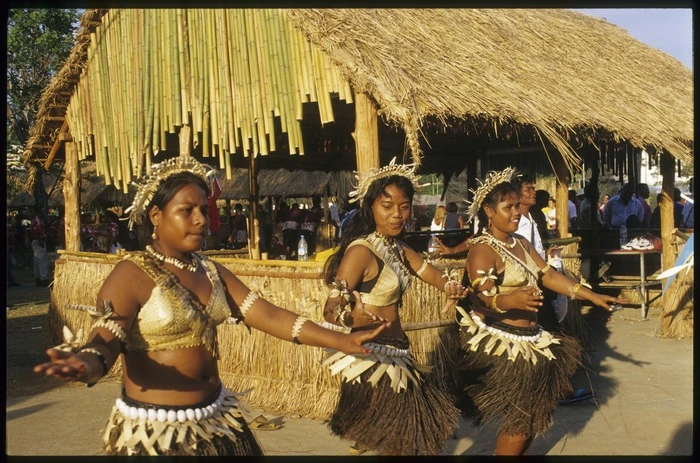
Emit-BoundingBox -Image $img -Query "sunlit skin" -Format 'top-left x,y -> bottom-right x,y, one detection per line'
327,183 -> 468,339
149,183 -> 210,262
35,179 -> 391,408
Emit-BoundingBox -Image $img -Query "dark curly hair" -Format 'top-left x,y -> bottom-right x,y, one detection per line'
323,175 -> 415,284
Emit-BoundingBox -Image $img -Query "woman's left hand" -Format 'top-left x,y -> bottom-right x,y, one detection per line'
442,280 -> 470,314
588,293 -> 627,311
339,322 -> 392,355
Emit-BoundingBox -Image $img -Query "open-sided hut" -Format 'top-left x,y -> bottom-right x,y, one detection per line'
24,9 -> 692,418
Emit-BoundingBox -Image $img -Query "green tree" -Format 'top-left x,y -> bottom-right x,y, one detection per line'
6,8 -> 80,209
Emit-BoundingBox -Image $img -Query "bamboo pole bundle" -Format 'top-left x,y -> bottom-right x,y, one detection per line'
219,12 -> 237,157
151,10 -> 162,153
132,10 -> 145,178
185,10 -> 202,145
176,9 -> 189,128
205,9 -> 221,156
214,10 -> 231,155
251,10 -> 272,155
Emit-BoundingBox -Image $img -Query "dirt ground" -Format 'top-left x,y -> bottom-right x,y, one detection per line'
5,259 -> 694,457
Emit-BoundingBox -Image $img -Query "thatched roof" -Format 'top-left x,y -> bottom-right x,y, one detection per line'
217,169 -> 334,199
288,9 -> 692,164
23,8 -> 692,186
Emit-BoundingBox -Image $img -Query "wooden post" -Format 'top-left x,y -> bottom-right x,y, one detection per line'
179,125 -> 191,157
353,90 -> 379,173
248,153 -> 260,259
63,141 -> 81,252
551,150 -> 571,238
659,150 -> 676,306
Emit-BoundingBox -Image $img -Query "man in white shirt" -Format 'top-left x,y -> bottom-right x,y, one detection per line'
512,174 -> 545,259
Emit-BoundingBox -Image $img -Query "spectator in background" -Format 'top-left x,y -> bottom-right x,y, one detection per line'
300,206 -> 319,256
338,198 -> 359,240
431,205 -> 446,231
599,194 -> 610,224
568,190 -> 579,229
31,207 -> 50,286
673,188 -> 685,227
603,183 -> 644,229
681,178 -> 693,228
635,183 -> 652,228
543,197 -> 557,238
444,202 -> 464,230
650,193 -> 662,229
533,190 -> 551,242
578,183 -> 602,229
228,203 -> 248,250
268,235 -> 288,260
48,206 -> 66,252
282,203 -> 302,257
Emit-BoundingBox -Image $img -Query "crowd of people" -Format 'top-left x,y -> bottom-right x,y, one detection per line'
33,155 -> 635,456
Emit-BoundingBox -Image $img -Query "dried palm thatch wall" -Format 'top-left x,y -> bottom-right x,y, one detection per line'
49,252 -> 462,419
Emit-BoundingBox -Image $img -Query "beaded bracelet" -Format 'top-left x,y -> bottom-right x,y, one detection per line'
77,346 -> 107,387
292,316 -> 310,344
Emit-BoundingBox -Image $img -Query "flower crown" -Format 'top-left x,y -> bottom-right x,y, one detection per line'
124,156 -> 217,229
465,167 -> 518,223
348,157 -> 427,203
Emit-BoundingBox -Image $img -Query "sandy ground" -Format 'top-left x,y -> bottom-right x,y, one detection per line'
5,262 -> 693,457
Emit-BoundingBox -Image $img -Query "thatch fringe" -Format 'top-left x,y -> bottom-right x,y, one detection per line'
658,269 -> 693,339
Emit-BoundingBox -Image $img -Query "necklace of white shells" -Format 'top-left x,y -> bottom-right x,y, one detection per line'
484,229 -> 517,249
146,245 -> 199,272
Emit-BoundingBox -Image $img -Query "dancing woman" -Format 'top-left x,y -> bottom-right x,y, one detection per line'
321,158 -> 468,455
34,156 -> 389,456
454,167 -> 623,455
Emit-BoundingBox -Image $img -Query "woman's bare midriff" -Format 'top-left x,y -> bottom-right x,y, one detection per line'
122,346 -> 221,406
473,308 -> 538,328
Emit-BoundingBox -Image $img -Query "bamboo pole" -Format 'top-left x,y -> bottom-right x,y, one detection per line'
551,149 -> 571,238
63,141 -> 81,252
353,91 -> 379,173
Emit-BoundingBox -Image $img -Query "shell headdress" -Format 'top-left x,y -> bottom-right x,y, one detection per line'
465,167 -> 518,223
124,156 -> 218,229
348,157 -> 428,203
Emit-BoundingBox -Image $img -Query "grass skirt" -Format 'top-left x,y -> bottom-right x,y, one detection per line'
325,336 -> 459,455
454,307 -> 582,438
103,387 -> 263,456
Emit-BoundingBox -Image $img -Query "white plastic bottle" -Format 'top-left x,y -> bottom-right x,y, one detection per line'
297,235 -> 308,261
428,234 -> 438,254
619,224 -> 628,248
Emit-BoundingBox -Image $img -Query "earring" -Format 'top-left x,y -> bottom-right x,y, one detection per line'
151,225 -> 158,241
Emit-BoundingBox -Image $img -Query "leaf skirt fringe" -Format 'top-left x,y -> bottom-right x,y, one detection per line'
103,390 -> 263,456
327,337 -> 459,455
455,316 -> 582,438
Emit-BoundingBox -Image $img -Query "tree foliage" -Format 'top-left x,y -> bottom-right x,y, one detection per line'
6,8 -> 80,208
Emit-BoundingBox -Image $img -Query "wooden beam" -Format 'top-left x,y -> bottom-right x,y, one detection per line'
551,150 -> 571,238
353,91 -> 379,173
63,141 -> 81,252
30,145 -> 53,150
43,120 -> 70,169
45,116 -> 66,122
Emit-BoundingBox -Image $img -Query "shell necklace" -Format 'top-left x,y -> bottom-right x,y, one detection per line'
484,230 -> 517,249
146,245 -> 199,272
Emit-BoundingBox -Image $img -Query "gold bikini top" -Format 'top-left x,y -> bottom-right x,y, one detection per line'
122,252 -> 231,358
469,234 -> 541,296
348,232 -> 412,307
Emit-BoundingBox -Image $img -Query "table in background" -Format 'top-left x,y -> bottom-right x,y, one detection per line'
602,249 -> 662,319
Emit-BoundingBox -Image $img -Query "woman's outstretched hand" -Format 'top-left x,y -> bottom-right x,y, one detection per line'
588,293 -> 627,311
442,280 -> 470,314
34,348 -> 91,383
339,322 -> 392,355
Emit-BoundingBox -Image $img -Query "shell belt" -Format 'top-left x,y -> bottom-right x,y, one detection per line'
322,342 -> 432,393
103,388 -> 246,456
456,305 -> 559,365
